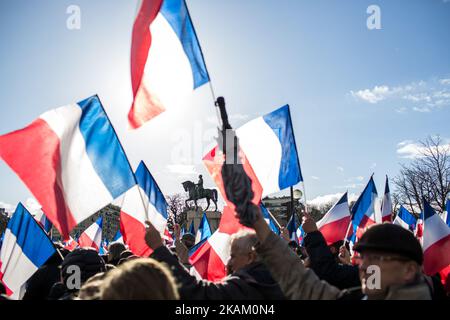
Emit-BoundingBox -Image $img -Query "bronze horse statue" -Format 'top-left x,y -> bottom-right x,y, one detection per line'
182,181 -> 218,211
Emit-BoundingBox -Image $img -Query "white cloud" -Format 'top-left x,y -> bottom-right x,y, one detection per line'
333,183 -> 365,190
396,139 -> 450,159
206,113 -> 250,124
337,166 -> 344,173
311,176 -> 320,180
350,85 -> 391,104
307,192 -> 359,208
345,176 -> 364,183
412,106 -> 431,113
24,197 -> 43,217
370,162 -> 377,169
351,78 -> 450,112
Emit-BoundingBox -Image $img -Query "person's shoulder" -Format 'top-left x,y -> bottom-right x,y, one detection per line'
337,286 -> 364,300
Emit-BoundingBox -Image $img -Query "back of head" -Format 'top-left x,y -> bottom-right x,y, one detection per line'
108,242 -> 127,265
61,248 -> 106,289
100,258 -> 179,300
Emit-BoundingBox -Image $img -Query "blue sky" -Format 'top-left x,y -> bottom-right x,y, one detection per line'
1,0 -> 450,211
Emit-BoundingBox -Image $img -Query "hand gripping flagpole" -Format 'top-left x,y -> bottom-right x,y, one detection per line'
215,97 -> 260,227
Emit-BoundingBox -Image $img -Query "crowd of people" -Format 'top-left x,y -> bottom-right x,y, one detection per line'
1,206 -> 448,301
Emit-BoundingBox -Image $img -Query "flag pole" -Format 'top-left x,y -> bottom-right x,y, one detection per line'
267,208 -> 282,230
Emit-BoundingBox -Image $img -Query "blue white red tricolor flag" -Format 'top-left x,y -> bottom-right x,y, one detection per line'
128,0 -> 210,129
189,206 -> 251,281
78,216 -> 103,251
0,95 -> 136,240
351,176 -> 378,240
63,236 -> 78,251
393,206 -> 417,232
316,192 -> 352,245
380,176 -> 393,223
195,213 -> 212,245
120,161 -> 168,256
203,104 -> 302,208
0,203 -> 56,299
286,213 -> 299,243
422,199 -> 450,276
443,199 -> 450,228
112,230 -> 124,244
260,204 -> 280,235
32,208 -> 53,234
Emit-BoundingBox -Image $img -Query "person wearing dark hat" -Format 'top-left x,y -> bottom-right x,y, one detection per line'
249,208 -> 435,300
47,248 -> 106,300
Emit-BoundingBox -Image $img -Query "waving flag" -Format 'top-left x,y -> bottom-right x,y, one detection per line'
351,176 -> 378,239
422,199 -> 450,276
63,236 -> 78,251
120,161 -> 168,256
317,192 -> 352,245
33,209 -> 53,234
260,204 -> 280,235
286,213 -> 299,243
188,220 -> 195,235
415,211 -> 424,241
78,216 -> 103,251
0,95 -> 136,240
195,213 -> 212,244
393,206 -> 417,232
443,199 -> 450,228
112,230 -> 124,244
99,239 -> 109,255
0,203 -> 56,299
380,176 -> 393,222
203,104 -> 302,209
189,206 -> 251,281
129,0 -> 210,129
296,225 -> 305,245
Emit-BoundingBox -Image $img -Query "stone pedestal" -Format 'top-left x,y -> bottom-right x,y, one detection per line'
186,209 -> 222,233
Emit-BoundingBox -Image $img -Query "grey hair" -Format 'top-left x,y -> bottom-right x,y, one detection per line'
230,230 -> 258,255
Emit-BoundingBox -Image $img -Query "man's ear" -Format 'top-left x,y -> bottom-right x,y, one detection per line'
403,261 -> 420,282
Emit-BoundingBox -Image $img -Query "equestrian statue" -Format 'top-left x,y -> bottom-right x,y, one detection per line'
182,175 -> 218,211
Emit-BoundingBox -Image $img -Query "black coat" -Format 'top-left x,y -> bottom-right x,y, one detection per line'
151,246 -> 285,300
303,231 -> 361,290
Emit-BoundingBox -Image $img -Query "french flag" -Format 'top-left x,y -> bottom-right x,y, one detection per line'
112,230 -> 124,244
415,212 -> 424,241
120,161 -> 168,256
351,176 -> 378,240
203,105 -> 302,205
189,213 -> 212,256
189,206 -> 251,281
443,199 -> 450,228
0,95 -> 136,240
316,192 -> 352,245
63,236 -> 78,251
260,204 -> 280,235
393,206 -> 417,232
286,213 -> 299,243
33,209 -> 53,234
234,105 -> 303,197
128,0 -> 209,129
296,225 -> 305,245
422,199 -> 450,276
0,203 -> 56,299
78,216 -> 103,251
380,176 -> 393,223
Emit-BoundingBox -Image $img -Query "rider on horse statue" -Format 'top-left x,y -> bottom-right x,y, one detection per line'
196,174 -> 204,198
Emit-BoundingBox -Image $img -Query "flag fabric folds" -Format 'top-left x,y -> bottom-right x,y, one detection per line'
78,216 -> 103,251
63,236 -> 78,251
128,0 -> 210,129
112,230 -> 124,244
189,206 -> 251,281
316,192 -> 352,245
195,213 -> 212,245
120,161 -> 168,257
380,176 -> 393,222
0,95 -> 136,240
260,204 -> 280,235
422,199 -> 450,276
0,203 -> 56,299
393,206 -> 417,232
351,176 -> 378,240
286,213 -> 299,243
33,209 -> 53,234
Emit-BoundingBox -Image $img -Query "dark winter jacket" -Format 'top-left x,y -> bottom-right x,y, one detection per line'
151,245 -> 285,300
303,231 -> 360,289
